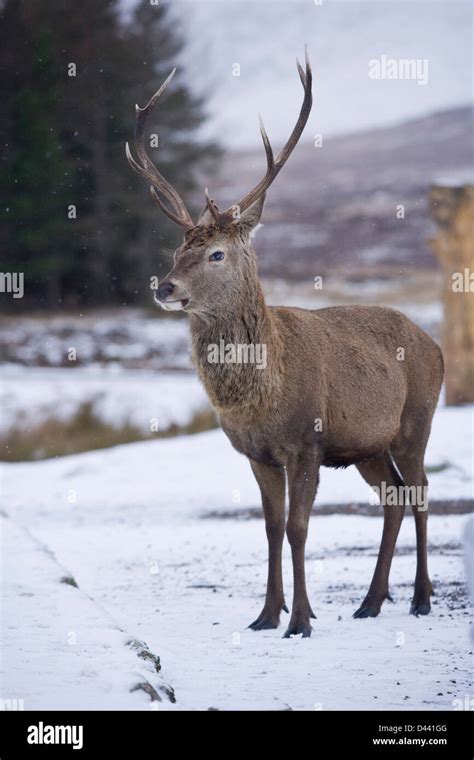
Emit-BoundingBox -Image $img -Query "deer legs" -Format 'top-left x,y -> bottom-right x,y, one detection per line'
249,453 -> 319,636
248,460 -> 288,630
354,454 -> 406,618
354,444 -> 433,618
391,448 -> 433,615
283,450 -> 320,638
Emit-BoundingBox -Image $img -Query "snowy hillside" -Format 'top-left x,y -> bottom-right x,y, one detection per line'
167,0 -> 473,148
207,107 -> 473,279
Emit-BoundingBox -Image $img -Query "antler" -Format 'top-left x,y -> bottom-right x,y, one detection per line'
206,47 -> 313,226
125,69 -> 195,230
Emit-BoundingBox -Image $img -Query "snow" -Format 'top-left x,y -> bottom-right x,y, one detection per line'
1,402 -> 472,709
1,515 -> 173,710
432,171 -> 474,187
0,310 -> 190,369
0,366 -> 209,434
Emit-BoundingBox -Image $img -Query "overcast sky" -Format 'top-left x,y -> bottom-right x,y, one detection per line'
123,0 -> 473,149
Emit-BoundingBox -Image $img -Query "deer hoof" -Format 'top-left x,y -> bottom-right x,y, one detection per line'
410,600 -> 431,616
248,601 -> 289,630
353,604 -> 380,618
283,621 -> 312,638
248,616 -> 279,630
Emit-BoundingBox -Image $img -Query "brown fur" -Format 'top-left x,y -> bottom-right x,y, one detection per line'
128,59 -> 443,637
156,214 -> 444,636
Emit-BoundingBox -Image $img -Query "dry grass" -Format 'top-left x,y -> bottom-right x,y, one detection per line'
0,402 -> 218,462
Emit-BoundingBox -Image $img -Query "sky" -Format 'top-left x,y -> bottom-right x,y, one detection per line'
124,0 -> 473,148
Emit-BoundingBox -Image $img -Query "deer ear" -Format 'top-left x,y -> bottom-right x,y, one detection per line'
235,194 -> 266,234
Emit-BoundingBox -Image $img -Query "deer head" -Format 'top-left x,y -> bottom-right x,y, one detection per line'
126,50 -> 312,317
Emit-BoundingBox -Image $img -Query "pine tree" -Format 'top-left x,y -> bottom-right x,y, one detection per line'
0,0 -> 220,309
0,1 -> 74,306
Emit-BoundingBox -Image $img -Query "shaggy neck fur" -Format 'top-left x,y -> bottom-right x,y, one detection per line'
189,251 -> 284,416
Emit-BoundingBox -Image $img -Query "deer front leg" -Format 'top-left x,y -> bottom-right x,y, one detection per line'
248,459 -> 288,630
284,450 -> 320,638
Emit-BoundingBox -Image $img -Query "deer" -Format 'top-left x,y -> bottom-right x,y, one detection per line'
126,50 -> 444,638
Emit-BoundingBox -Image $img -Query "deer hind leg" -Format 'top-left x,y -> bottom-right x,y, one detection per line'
391,421 -> 433,616
283,450 -> 321,638
248,459 -> 288,630
353,453 -> 406,618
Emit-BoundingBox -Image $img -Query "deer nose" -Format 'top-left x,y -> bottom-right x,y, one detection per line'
156,281 -> 175,301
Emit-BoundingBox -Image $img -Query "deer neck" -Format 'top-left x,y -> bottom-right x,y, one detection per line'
189,279 -> 283,416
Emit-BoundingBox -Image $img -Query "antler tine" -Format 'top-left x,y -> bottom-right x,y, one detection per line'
213,48 -> 312,224
150,186 -> 191,228
205,188 -> 222,225
133,69 -> 176,179
125,69 -> 194,230
296,44 -> 311,88
258,114 -> 275,171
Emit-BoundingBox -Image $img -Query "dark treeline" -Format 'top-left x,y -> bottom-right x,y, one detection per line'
0,0 -> 219,310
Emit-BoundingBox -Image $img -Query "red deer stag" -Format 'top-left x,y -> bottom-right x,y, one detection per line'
126,52 -> 444,637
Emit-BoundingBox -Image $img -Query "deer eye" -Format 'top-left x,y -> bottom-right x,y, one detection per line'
209,250 -> 225,262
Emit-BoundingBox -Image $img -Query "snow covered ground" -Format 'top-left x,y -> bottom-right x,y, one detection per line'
0,310 -> 190,369
1,403 -> 472,710
1,515 -> 173,710
0,365 -> 209,435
